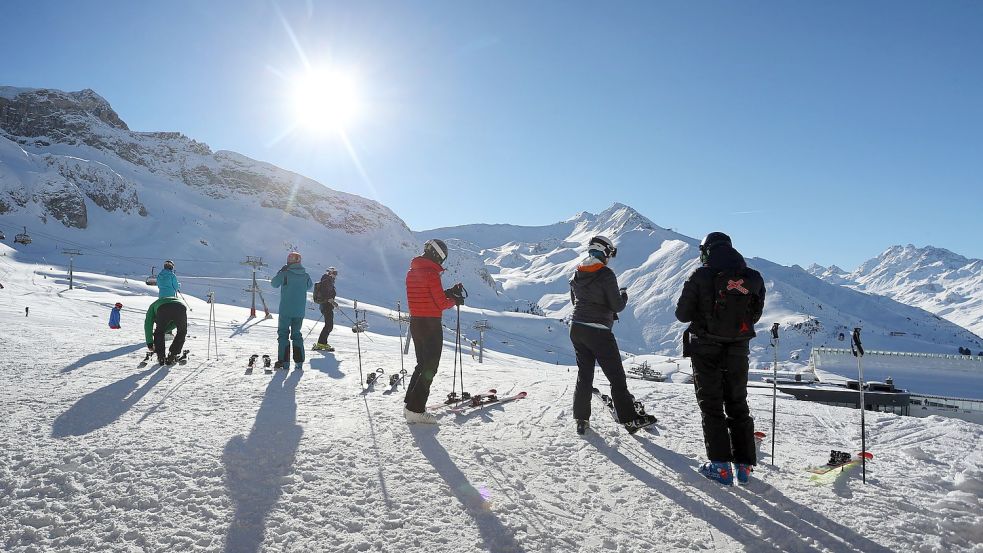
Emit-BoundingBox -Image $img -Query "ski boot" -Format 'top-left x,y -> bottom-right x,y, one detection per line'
827,450 -> 852,467
294,361 -> 303,370
404,407 -> 438,424
576,419 -> 589,435
165,353 -> 178,366
699,461 -> 734,486
624,414 -> 658,434
735,463 -> 753,484
312,342 -> 334,352
273,361 -> 287,371
156,354 -> 166,366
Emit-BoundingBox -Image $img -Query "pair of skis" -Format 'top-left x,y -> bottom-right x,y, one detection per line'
138,350 -> 188,368
246,354 -> 273,375
425,388 -> 528,415
364,368 -> 409,388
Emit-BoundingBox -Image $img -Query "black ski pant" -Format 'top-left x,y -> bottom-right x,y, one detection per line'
316,303 -> 335,345
570,323 -> 637,423
404,317 -> 443,413
691,343 -> 756,465
153,302 -> 188,360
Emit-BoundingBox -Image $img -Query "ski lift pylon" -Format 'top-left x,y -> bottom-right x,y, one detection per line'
145,266 -> 158,286
13,226 -> 31,245
0,230 -> 5,240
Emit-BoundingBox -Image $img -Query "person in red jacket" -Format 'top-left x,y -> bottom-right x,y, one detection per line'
403,239 -> 464,423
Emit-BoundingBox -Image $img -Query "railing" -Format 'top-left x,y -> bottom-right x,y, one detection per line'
909,393 -> 983,414
812,347 -> 983,363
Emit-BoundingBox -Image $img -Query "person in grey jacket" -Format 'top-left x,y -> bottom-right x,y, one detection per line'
569,235 -> 656,435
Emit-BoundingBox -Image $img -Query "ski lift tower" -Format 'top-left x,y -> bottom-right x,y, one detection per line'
62,249 -> 82,290
472,319 -> 491,363
242,256 -> 272,319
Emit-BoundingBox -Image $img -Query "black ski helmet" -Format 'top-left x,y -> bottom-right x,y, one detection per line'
699,232 -> 732,264
424,239 -> 448,265
587,235 -> 617,260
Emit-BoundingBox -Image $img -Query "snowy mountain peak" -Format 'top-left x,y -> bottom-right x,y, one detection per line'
0,86 -> 129,132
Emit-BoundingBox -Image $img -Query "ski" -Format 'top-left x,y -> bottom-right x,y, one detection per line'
427,389 -> 496,412
246,354 -> 258,375
263,354 -> 272,374
388,368 -> 408,388
177,349 -> 189,365
366,368 -> 385,386
138,351 -> 153,368
807,451 -> 874,478
449,391 -> 528,415
591,387 -> 658,434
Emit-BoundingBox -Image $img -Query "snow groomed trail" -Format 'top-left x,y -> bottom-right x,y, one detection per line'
1,256 -> 981,552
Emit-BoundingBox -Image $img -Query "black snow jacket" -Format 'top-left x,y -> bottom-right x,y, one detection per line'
675,244 -> 766,347
569,257 -> 628,330
317,273 -> 337,303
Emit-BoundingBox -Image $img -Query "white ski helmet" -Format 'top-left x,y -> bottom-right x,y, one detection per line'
587,235 -> 617,259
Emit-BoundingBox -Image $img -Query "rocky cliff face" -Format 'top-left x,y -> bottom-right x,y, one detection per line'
0,86 -> 408,236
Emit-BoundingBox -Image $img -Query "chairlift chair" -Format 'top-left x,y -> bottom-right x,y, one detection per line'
145,266 -> 158,286
13,227 -> 31,245
0,230 -> 5,240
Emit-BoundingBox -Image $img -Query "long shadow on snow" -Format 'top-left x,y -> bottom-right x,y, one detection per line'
308,354 -> 344,379
52,365 -> 170,437
222,368 -> 304,553
411,426 -> 525,553
61,343 -> 145,373
631,437 -> 894,553
229,317 -> 266,339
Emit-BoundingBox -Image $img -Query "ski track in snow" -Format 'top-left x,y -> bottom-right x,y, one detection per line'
1,253 -> 981,553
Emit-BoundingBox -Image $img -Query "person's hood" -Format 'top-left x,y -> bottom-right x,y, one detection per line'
411,256 -> 444,272
573,254 -> 607,283
706,245 -> 747,270
285,263 -> 308,274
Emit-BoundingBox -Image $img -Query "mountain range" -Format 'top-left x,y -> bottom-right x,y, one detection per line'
2,85 -> 981,365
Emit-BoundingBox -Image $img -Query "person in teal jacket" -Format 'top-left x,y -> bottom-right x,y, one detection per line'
271,251 -> 312,369
157,260 -> 181,298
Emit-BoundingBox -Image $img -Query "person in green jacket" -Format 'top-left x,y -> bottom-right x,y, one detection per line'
271,251 -> 312,370
145,296 -> 187,365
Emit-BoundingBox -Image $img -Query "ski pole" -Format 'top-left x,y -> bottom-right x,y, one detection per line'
851,327 -> 867,484
338,303 -> 374,342
397,301 -> 405,375
770,322 -> 780,465
306,312 -> 324,339
177,290 -> 193,312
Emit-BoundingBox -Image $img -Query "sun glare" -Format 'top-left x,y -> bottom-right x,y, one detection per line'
292,69 -> 361,133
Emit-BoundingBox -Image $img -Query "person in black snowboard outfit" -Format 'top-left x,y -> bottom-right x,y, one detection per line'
313,267 -> 338,351
570,235 -> 656,435
675,232 -> 765,485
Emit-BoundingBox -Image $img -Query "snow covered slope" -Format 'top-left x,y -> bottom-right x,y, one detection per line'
813,245 -> 983,341
1,243 -> 982,553
0,86 -> 505,309
424,204 -> 983,366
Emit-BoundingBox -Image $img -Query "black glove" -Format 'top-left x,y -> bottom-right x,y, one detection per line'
279,265 -> 289,273
620,287 -> 628,300
454,295 -> 465,306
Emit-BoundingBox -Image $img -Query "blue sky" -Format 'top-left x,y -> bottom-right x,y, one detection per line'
2,1 -> 981,269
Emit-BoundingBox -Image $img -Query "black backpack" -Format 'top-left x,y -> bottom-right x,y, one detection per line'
313,281 -> 325,304
704,268 -> 759,341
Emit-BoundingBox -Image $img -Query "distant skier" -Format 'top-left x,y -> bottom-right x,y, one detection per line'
675,232 -> 765,486
145,296 -> 188,365
403,239 -> 463,424
156,260 -> 180,298
569,235 -> 656,435
109,302 -> 123,329
313,267 -> 338,352
271,252 -> 312,370
25,306 -> 28,317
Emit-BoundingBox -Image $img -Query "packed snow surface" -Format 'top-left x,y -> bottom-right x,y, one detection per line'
1,247 -> 982,552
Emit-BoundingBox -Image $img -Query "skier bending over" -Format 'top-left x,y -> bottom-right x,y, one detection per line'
403,239 -> 464,424
157,260 -> 181,298
109,302 -> 123,329
271,251 -> 312,370
569,235 -> 657,435
313,267 -> 338,352
145,296 -> 188,365
675,232 -> 765,486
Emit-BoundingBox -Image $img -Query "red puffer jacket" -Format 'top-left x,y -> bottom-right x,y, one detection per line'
406,256 -> 456,317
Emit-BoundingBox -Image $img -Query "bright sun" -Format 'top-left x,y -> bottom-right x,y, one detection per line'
291,69 -> 361,133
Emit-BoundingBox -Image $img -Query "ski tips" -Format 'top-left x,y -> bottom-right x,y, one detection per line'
860,451 -> 874,460
754,431 -> 766,441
